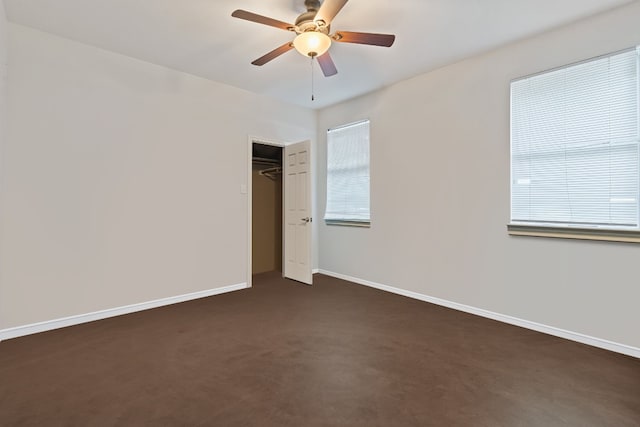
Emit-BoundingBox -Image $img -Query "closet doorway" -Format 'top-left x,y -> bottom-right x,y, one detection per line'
248,138 -> 313,287
251,142 -> 284,277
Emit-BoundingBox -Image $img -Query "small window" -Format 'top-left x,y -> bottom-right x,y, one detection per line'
510,47 -> 640,238
324,120 -> 370,226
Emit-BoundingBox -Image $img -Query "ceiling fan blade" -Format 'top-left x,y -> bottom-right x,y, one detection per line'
251,42 -> 294,66
334,31 -> 395,47
314,0 -> 348,26
231,10 -> 294,31
317,52 -> 338,77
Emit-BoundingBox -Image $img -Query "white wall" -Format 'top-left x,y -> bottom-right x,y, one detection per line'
0,24 -> 316,329
317,2 -> 640,349
0,4 -> 7,330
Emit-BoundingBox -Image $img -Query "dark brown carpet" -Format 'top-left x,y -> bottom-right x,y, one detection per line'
1,272 -> 639,426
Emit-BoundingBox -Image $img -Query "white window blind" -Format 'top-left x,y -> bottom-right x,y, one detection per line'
511,47 -> 640,230
325,120 -> 370,224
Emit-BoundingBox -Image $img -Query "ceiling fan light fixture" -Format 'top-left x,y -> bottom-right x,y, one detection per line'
293,31 -> 331,58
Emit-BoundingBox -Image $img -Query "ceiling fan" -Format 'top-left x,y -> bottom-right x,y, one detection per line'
231,0 -> 396,77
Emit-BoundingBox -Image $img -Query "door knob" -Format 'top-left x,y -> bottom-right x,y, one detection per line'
301,217 -> 312,223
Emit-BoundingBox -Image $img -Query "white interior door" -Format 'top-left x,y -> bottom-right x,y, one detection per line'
284,140 -> 312,285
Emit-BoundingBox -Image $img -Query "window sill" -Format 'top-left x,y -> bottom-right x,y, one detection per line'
325,220 -> 371,228
507,224 -> 640,243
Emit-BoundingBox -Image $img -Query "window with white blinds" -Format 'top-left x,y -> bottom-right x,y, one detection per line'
510,47 -> 640,231
324,120 -> 370,225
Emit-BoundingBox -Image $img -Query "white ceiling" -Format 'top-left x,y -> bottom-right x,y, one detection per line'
4,0 -> 635,109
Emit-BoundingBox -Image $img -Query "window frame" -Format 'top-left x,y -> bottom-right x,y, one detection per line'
324,119 -> 371,228
508,47 -> 640,243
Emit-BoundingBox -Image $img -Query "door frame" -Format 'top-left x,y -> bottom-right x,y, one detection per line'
247,136 -> 286,288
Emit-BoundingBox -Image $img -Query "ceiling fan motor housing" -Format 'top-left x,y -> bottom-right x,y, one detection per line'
295,11 -> 318,28
295,0 -> 330,32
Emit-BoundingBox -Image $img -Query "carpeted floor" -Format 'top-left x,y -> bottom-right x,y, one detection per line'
1,272 -> 639,426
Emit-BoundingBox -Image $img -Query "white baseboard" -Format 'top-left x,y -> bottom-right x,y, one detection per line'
0,283 -> 247,342
312,268 -> 320,274
317,270 -> 640,359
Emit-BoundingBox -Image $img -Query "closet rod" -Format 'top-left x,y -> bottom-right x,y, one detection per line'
253,157 -> 280,166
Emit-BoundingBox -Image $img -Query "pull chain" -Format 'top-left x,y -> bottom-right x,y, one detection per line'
310,56 -> 315,101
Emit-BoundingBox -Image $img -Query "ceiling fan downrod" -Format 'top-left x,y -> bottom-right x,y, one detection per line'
304,0 -> 321,12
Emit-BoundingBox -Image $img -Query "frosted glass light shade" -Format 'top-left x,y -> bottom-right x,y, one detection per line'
293,31 -> 332,58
